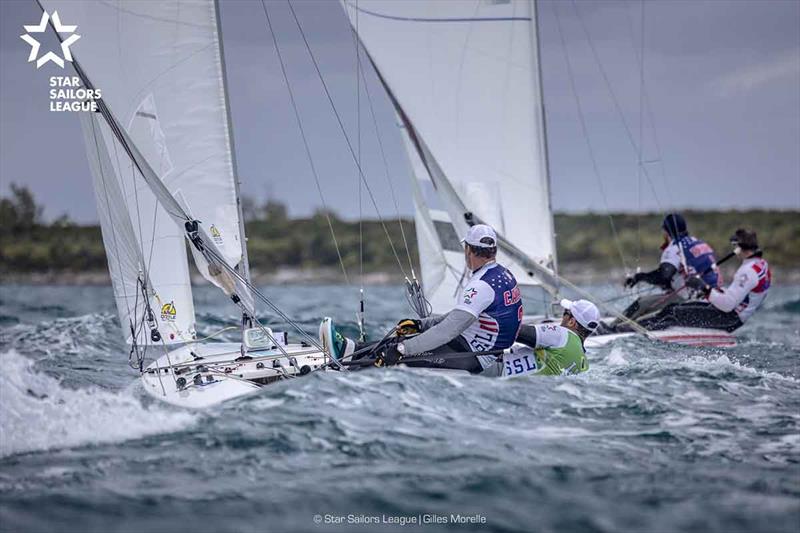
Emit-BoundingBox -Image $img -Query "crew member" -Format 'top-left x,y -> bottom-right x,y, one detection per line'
636,228 -> 770,332
319,224 -> 523,373
487,298 -> 598,377
620,213 -> 719,321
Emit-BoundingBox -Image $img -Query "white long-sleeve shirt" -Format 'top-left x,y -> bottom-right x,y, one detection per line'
708,256 -> 771,322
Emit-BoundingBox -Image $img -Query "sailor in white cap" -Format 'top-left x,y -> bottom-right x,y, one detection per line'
320,224 -> 523,372
498,298 -> 598,377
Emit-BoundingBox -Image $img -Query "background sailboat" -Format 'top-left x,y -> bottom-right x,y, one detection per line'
342,0 -> 559,314
344,0 -> 735,346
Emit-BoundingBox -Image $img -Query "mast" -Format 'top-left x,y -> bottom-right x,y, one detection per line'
531,0 -> 559,288
214,0 -> 253,328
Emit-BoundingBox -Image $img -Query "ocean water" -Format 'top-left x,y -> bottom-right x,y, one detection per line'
0,283 -> 798,533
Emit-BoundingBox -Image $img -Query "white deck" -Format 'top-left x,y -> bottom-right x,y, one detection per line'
141,322 -> 735,408
141,342 -> 329,408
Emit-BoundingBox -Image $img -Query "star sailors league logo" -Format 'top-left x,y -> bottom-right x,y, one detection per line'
20,11 -> 81,69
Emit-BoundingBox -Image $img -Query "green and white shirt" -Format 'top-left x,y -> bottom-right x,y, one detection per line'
501,324 -> 589,377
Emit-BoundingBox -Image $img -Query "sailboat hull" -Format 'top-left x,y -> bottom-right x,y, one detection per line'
141,342 -> 328,408
584,328 -> 736,348
521,315 -> 736,349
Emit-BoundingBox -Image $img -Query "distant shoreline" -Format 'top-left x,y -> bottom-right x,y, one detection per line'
4,265 -> 799,286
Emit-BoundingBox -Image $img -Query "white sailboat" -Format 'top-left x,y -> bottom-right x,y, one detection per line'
44,0 -> 735,409
41,0 -> 334,407
342,0 -> 735,349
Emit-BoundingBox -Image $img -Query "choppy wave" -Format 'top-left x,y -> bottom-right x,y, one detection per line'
779,298 -> 800,313
1,284 -> 799,532
0,350 -> 196,458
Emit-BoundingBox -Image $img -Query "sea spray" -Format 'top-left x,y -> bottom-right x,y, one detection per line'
0,350 -> 196,458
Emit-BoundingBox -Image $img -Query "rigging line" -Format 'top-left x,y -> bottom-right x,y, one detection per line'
552,2 -> 630,274
350,29 -> 415,275
453,0 -> 484,160
195,326 -> 239,343
355,0 -> 365,339
88,115 -> 137,330
106,115 -> 152,280
130,281 -> 145,370
623,0 -> 674,207
287,0 -> 409,279
199,243 -> 332,357
35,0 -> 185,225
569,0 -> 662,211
94,89 -> 186,223
636,0 -> 645,270
258,0 -> 349,284
167,232 -> 331,368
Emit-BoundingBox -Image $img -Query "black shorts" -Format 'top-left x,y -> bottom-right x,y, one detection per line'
354,335 -> 484,373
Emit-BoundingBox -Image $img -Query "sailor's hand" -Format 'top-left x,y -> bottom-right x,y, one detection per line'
624,274 -> 641,288
396,318 -> 422,337
685,275 -> 711,297
374,342 -> 404,367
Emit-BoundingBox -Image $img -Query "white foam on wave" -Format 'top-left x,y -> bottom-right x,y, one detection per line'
0,350 -> 197,458
679,354 -> 799,383
604,345 -> 628,366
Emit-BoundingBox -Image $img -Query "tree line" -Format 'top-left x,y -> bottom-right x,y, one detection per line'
1,185 -> 798,277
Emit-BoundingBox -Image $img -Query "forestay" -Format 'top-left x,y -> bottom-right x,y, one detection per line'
344,0 -> 557,312
42,0 -> 252,327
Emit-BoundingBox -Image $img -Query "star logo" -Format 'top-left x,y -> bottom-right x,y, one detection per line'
20,11 -> 81,69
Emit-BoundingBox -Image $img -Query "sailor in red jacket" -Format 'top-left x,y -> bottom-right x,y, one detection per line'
638,228 -> 771,332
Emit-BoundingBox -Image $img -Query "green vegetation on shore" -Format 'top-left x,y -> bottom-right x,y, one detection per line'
2,185 -> 798,279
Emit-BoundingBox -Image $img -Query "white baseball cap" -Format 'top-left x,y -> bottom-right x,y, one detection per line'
560,298 -> 600,330
461,224 -> 497,248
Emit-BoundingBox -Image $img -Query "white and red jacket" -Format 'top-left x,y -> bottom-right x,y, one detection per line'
708,256 -> 771,323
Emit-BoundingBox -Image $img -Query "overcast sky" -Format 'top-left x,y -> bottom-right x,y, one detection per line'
1,0 -> 798,223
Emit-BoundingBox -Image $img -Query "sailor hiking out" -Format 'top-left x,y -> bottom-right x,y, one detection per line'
637,228 -> 771,332
484,298 -> 598,378
319,224 -> 523,373
619,213 -> 720,322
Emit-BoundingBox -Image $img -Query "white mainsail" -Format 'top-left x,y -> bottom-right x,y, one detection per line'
43,0 -> 253,341
344,0 -> 557,311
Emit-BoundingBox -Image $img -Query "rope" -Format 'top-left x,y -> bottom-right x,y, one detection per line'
569,0 -> 663,213
624,1 -> 675,207
552,1 -> 629,275
195,326 -> 239,343
636,0 -> 645,271
355,1 -> 366,341
198,242 -> 345,370
352,34 -> 416,275
258,0 -> 350,285
287,0 -> 409,279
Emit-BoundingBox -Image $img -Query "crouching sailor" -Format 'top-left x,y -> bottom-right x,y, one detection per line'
487,299 -> 597,378
619,213 -> 720,322
319,224 -> 522,373
638,229 -> 770,332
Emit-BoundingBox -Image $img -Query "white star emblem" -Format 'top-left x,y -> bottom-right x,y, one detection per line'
20,11 -> 80,69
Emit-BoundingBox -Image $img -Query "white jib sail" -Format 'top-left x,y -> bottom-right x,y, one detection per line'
402,123 -> 466,312
345,0 -> 557,309
80,111 -> 196,344
42,0 -> 251,306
